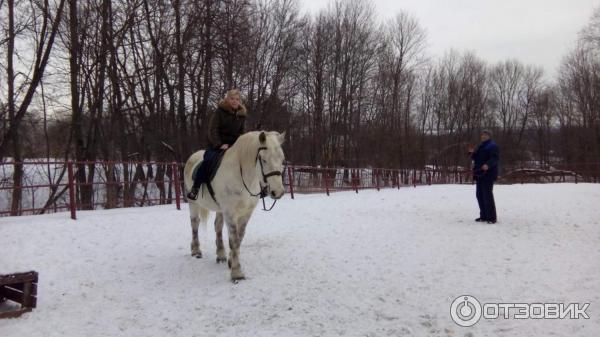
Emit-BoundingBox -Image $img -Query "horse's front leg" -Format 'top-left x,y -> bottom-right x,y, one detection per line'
237,213 -> 252,245
225,214 -> 245,281
214,212 -> 227,263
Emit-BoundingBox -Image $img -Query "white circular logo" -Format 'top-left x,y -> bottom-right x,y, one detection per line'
450,295 -> 482,327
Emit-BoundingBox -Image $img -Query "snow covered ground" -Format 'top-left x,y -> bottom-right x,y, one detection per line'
1,184 -> 599,337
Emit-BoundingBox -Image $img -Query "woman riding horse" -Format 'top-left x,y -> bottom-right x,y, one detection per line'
187,89 -> 247,200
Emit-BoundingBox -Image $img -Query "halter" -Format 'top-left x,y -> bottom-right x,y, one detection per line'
240,146 -> 283,211
257,147 -> 283,184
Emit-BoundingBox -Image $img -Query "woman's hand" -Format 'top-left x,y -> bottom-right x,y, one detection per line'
220,144 -> 229,150
468,144 -> 475,153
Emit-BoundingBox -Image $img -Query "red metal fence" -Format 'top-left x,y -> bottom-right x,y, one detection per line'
1,161 -> 598,219
1,161 -> 181,219
286,166 -> 472,195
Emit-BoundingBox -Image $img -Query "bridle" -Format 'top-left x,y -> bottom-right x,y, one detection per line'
240,146 -> 283,211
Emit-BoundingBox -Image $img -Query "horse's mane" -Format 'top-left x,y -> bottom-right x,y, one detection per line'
228,131 -> 263,169
232,131 -> 283,169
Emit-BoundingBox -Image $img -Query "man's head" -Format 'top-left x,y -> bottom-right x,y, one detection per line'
225,89 -> 241,110
480,130 -> 492,142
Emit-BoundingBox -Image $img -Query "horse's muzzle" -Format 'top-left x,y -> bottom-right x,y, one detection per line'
271,190 -> 284,200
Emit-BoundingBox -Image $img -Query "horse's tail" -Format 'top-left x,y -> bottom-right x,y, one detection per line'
198,207 -> 209,234
189,202 -> 210,234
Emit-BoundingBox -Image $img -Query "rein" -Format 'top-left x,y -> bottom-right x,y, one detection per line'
240,146 -> 282,211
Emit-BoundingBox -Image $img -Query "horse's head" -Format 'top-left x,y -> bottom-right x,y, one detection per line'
256,131 -> 286,200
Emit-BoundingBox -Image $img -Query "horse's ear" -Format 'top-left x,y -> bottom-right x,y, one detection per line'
278,131 -> 286,144
259,131 -> 266,144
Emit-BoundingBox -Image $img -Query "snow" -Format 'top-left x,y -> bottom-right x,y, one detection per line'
1,184 -> 599,337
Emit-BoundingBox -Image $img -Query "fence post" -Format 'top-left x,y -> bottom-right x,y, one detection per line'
67,161 -> 77,220
354,170 -> 359,193
172,162 -> 181,210
413,169 -> 417,188
324,168 -> 330,196
287,165 -> 295,199
375,169 -> 380,191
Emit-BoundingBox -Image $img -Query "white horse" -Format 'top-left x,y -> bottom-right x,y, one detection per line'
183,131 -> 286,281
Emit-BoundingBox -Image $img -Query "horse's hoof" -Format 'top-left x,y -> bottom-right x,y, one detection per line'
216,257 -> 227,264
231,271 -> 246,281
192,252 -> 202,258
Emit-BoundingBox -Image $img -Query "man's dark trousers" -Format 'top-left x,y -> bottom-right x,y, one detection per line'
476,178 -> 496,221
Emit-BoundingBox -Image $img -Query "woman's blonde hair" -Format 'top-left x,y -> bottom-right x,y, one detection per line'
225,89 -> 241,100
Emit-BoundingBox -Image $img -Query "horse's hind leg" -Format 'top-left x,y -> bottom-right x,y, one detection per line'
214,212 -> 227,263
190,204 -> 208,258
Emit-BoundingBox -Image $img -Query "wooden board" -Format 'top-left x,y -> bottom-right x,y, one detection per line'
3,281 -> 37,293
0,308 -> 32,319
0,271 -> 38,319
0,271 -> 38,286
0,286 -> 37,307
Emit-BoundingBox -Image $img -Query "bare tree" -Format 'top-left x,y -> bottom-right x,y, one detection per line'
1,0 -> 66,215
4,0 -> 600,215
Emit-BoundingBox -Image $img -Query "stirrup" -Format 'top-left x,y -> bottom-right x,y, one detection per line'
187,188 -> 199,200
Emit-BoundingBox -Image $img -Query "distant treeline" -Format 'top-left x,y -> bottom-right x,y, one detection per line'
1,0 -> 599,169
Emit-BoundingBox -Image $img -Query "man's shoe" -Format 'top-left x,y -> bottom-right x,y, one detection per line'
475,218 -> 485,222
487,220 -> 497,224
187,187 -> 199,200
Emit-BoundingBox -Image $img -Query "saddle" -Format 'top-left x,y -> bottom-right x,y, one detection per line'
193,149 -> 226,203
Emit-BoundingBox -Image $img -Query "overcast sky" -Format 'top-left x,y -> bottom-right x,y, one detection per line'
300,0 -> 599,77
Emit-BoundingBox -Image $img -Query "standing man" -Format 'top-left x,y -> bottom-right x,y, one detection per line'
468,130 -> 499,224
